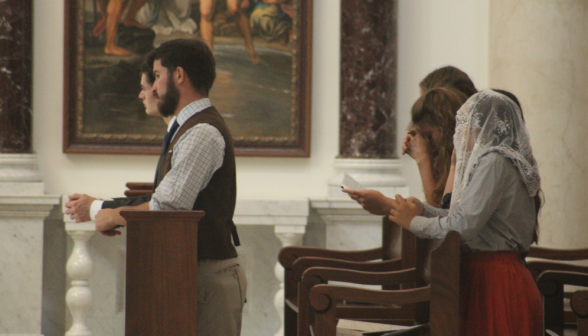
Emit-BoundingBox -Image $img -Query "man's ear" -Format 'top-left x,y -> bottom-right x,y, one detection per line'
175,67 -> 187,85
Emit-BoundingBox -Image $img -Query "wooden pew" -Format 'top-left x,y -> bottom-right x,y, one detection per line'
306,231 -> 461,336
278,218 -> 416,336
527,245 -> 588,334
537,270 -> 588,336
121,209 -> 204,336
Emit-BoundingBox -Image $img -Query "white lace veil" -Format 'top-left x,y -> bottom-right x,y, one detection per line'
449,90 -> 541,216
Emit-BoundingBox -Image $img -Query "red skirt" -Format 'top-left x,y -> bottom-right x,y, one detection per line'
460,252 -> 543,336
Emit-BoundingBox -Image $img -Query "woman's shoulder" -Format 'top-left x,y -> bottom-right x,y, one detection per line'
477,151 -> 511,169
474,151 -> 519,181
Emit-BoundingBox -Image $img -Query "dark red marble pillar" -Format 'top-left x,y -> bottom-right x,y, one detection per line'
0,0 -> 32,153
339,0 -> 397,158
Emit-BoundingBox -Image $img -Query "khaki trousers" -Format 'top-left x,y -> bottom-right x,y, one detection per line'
197,257 -> 247,336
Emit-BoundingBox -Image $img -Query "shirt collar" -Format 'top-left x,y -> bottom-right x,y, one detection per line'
166,116 -> 177,132
176,98 -> 212,126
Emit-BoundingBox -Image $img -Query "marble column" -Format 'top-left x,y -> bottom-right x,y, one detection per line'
0,2 -> 62,335
0,0 -> 32,153
489,0 -> 588,249
333,0 -> 400,193
311,1 -> 405,249
339,0 -> 397,159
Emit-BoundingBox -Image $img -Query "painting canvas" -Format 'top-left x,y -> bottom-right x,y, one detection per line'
64,0 -> 312,156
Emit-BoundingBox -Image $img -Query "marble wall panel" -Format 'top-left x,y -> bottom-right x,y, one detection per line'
0,0 -> 33,153
0,219 -> 43,333
339,0 -> 397,158
326,222 -> 381,251
489,0 -> 588,248
41,206 -> 67,336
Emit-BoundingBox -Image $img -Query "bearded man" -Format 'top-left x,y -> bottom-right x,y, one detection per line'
65,38 -> 245,336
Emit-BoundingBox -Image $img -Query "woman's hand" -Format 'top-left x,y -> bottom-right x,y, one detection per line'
406,196 -> 424,216
388,195 -> 421,230
343,188 -> 393,216
402,130 -> 431,165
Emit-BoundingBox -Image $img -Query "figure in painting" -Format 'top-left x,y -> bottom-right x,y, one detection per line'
82,0 -> 298,146
134,0 -> 198,35
200,0 -> 260,64
249,0 -> 293,45
93,0 -> 148,56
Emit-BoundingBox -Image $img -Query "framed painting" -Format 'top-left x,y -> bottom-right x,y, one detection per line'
63,0 -> 312,156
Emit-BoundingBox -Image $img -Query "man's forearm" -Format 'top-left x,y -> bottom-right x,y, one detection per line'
121,202 -> 150,211
102,193 -> 153,209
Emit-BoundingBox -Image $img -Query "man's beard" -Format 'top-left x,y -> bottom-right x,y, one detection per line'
158,79 -> 180,117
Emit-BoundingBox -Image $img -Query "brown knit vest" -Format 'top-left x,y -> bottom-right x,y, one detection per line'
156,106 -> 238,260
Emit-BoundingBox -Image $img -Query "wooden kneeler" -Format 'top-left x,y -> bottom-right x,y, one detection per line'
121,210 -> 205,336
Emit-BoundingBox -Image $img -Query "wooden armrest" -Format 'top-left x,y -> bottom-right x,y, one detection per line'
292,257 -> 402,280
120,209 -> 205,223
278,246 -> 383,268
537,271 -> 588,296
527,261 -> 588,276
528,246 -> 588,260
571,290 -> 588,317
309,284 -> 430,312
125,182 -> 154,190
124,190 -> 153,197
301,266 -> 416,289
124,182 -> 154,197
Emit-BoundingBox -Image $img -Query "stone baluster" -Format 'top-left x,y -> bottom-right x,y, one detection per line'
64,224 -> 95,336
273,226 -> 305,336
63,195 -> 95,336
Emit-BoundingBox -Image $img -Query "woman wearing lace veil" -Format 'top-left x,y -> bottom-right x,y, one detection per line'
389,90 -> 543,335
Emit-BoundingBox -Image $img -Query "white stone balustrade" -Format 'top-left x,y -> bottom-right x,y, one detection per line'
58,198 -> 308,336
0,154 -> 60,335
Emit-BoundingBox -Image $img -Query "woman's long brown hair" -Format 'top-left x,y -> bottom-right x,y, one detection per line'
410,87 -> 468,202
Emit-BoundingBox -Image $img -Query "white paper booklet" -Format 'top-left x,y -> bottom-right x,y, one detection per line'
341,173 -> 365,191
336,319 -> 409,336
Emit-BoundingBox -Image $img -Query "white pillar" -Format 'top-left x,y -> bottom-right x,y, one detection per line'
273,226 -> 305,336
63,196 -> 95,336
489,0 -> 588,249
65,227 -> 95,336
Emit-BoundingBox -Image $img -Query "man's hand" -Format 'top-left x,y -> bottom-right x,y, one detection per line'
95,208 -> 126,237
343,188 -> 393,216
389,195 -> 421,230
64,193 -> 96,223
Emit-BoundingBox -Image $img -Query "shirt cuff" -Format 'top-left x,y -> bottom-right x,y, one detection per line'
90,200 -> 104,221
409,216 -> 428,238
423,203 -> 437,217
422,203 -> 449,218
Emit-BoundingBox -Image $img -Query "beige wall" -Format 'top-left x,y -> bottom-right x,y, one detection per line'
32,0 -> 489,203
490,0 -> 588,248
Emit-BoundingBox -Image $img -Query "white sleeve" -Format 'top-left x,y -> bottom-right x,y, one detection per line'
150,124 -> 225,210
409,153 -> 507,240
90,200 -> 105,221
